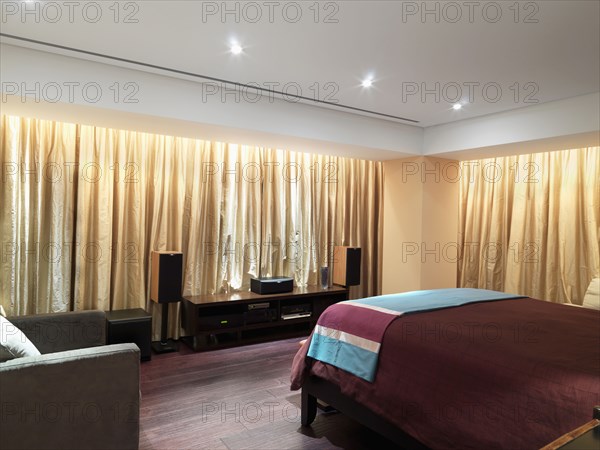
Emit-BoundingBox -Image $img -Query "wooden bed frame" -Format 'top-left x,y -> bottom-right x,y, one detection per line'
301,375 -> 429,450
301,376 -> 600,450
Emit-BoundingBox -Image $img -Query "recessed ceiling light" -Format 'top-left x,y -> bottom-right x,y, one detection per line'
361,78 -> 373,88
230,44 -> 243,55
452,103 -> 462,110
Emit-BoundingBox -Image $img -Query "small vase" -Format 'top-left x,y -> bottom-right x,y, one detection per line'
320,267 -> 329,289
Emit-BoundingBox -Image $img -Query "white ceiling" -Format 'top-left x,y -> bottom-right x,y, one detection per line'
1,0 -> 599,127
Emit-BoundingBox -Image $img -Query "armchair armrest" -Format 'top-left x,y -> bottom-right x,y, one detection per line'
0,343 -> 140,450
9,311 -> 106,354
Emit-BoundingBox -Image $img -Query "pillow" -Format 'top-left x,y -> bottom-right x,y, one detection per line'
582,278 -> 600,310
0,316 -> 41,362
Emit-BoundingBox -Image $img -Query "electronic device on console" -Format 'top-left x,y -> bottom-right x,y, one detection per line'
250,276 -> 294,295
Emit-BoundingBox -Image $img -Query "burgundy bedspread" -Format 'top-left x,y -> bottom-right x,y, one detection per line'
291,298 -> 600,449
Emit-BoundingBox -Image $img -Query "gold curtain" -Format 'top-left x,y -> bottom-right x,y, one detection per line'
458,148 -> 600,304
1,115 -> 383,337
0,116 -> 79,315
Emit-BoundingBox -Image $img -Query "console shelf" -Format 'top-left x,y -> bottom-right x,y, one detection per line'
181,285 -> 348,351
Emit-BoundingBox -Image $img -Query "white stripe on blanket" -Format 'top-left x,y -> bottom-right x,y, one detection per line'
314,324 -> 381,353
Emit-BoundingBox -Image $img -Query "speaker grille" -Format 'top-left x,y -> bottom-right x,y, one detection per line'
151,251 -> 183,303
345,248 -> 361,286
333,246 -> 361,287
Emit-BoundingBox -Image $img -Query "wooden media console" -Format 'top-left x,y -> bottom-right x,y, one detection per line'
181,285 -> 348,351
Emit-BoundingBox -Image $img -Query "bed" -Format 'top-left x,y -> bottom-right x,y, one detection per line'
290,289 -> 600,449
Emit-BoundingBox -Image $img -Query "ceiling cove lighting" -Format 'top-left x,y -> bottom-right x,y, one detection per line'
452,103 -> 462,110
230,44 -> 243,55
0,33 -> 419,123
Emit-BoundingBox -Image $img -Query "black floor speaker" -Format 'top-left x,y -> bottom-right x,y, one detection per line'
333,246 -> 361,287
151,251 -> 183,353
151,252 -> 183,303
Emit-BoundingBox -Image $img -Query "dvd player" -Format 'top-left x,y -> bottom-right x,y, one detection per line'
281,312 -> 312,320
248,302 -> 270,310
281,303 -> 311,320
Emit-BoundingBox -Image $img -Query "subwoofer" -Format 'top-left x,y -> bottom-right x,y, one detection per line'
150,251 -> 183,354
333,246 -> 361,287
151,251 -> 183,303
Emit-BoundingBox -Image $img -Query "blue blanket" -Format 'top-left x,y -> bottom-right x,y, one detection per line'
307,288 -> 524,382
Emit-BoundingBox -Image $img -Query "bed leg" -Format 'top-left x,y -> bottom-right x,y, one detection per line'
301,388 -> 317,426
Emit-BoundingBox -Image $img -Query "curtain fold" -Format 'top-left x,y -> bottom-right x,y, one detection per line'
1,115 -> 383,338
458,148 -> 600,304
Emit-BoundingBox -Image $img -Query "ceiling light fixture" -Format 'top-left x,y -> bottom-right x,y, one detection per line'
361,78 -> 373,88
230,44 -> 243,55
452,103 -> 462,110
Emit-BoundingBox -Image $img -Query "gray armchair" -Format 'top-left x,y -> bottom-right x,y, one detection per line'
0,311 -> 140,450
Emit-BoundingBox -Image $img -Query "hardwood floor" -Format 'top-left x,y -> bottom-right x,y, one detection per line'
139,337 -> 400,450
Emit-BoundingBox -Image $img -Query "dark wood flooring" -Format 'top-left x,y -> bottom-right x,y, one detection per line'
139,337 -> 400,450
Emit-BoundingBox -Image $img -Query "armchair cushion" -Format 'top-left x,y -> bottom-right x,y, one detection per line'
9,310 -> 106,354
0,316 -> 41,362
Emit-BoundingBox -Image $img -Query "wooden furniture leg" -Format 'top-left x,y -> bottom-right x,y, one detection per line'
301,388 -> 317,426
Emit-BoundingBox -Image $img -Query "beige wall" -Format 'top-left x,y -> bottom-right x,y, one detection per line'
382,157 -> 423,293
382,156 -> 459,294
420,157 -> 460,289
